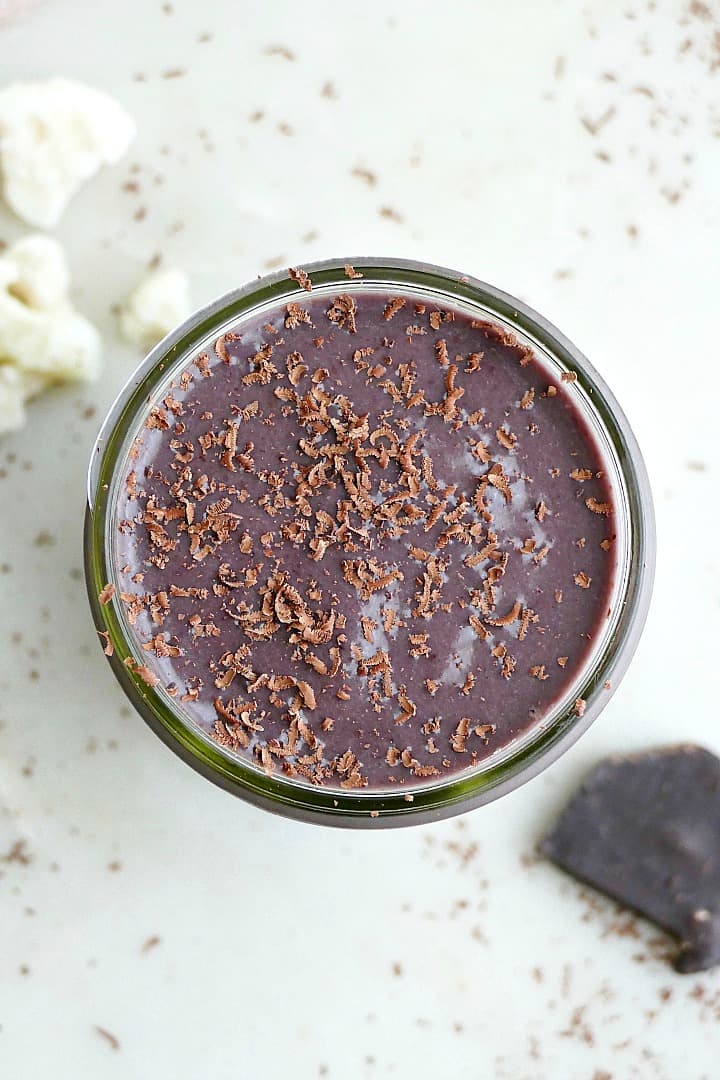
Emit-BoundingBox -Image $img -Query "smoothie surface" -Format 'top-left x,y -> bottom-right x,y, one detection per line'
112,276 -> 617,791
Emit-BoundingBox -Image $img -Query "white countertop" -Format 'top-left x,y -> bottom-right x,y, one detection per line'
1,1 -> 719,1077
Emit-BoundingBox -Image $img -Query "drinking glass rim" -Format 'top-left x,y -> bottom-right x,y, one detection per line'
85,257 -> 656,827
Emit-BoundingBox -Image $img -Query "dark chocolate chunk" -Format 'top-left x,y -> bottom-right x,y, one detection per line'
541,745 -> 720,973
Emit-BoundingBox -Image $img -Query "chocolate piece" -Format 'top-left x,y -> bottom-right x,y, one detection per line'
541,745 -> 720,972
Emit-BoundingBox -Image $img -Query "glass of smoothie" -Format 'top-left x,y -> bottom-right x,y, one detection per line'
85,259 -> 654,826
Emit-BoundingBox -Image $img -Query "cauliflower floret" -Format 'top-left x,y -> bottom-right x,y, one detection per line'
120,268 -> 191,349
0,366 -> 45,434
3,233 -> 69,308
0,78 -> 135,228
0,234 -> 101,435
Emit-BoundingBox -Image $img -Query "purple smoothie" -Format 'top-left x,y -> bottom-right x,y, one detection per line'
111,281 -> 616,792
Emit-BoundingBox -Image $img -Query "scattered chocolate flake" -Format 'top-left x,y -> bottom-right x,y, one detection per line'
94,1027 -> 120,1051
529,664 -> 549,680
33,529 -> 56,547
574,698 -> 586,717
586,497 -> 612,516
561,371 -> 578,383
542,746 -> 720,973
2,839 -> 31,865
351,166 -> 377,186
518,608 -> 538,641
296,680 -> 317,710
284,303 -> 311,330
574,572 -> 592,589
383,297 -> 406,321
97,631 -> 114,656
395,689 -> 417,725
265,44 -> 295,61
344,264 -> 363,279
288,267 -> 312,292
379,206 -> 404,223
580,105 -> 616,136
326,294 -> 357,333
135,664 -> 160,688
570,468 -> 593,481
98,583 -> 116,605
488,600 -> 522,628
496,427 -> 517,451
487,463 -> 512,502
141,935 -> 161,953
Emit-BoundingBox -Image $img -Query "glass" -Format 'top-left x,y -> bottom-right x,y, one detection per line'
85,258 -> 655,827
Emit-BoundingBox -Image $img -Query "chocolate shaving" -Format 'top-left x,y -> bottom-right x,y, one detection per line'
326,294 -> 357,333
98,583 -> 116,605
285,302 -> 311,329
383,297 -> 406,320
586,497 -> 612,516
288,266 -> 312,292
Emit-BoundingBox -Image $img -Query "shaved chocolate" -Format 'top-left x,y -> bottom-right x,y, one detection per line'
98,583 -> 116,605
288,266 -> 312,292
108,285 -> 616,791
542,746 -> 720,973
586,496 -> 612,516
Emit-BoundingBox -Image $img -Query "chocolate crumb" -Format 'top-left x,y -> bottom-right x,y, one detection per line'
265,45 -> 295,61
351,166 -> 377,186
288,267 -> 312,292
379,206 -> 404,223
98,583 -> 116,605
94,1027 -> 120,1051
586,497 -> 612,516
383,297 -> 406,321
2,839 -> 31,865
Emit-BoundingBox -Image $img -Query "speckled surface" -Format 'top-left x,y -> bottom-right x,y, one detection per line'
0,2 -> 718,1078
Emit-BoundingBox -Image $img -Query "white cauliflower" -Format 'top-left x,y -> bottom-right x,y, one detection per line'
120,268 -> 191,349
0,78 -> 135,228
0,234 -> 101,434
